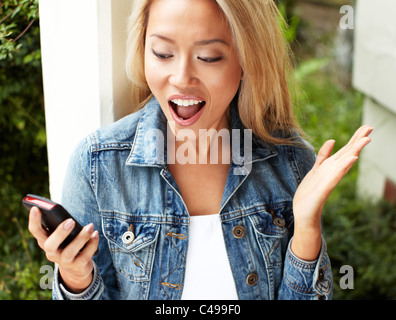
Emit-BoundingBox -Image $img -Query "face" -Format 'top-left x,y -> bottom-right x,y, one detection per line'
144,0 -> 242,136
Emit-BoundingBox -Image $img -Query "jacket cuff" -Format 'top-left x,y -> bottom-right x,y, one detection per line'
283,235 -> 333,300
52,262 -> 103,300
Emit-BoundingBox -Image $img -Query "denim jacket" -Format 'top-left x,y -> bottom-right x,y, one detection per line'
53,97 -> 333,300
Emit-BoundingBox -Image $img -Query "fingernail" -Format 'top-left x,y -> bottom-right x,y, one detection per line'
64,218 -> 75,230
31,206 -> 38,216
91,230 -> 99,239
84,223 -> 94,233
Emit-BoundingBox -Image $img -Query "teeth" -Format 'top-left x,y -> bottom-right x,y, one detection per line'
171,99 -> 202,107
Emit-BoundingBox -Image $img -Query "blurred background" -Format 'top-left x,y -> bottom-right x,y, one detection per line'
0,0 -> 395,299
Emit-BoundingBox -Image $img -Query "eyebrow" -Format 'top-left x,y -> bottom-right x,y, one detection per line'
149,34 -> 229,46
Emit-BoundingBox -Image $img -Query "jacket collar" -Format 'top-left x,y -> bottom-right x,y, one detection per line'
126,96 -> 277,167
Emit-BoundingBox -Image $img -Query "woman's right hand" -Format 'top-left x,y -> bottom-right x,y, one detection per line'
28,206 -> 99,293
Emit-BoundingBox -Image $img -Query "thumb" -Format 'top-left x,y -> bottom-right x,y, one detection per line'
314,139 -> 335,169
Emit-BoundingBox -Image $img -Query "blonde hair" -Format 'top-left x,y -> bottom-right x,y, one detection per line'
125,0 -> 303,145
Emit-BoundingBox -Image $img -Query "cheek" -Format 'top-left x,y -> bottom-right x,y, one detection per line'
224,60 -> 243,92
144,55 -> 174,118
209,64 -> 242,104
144,54 -> 166,96
144,57 -> 157,92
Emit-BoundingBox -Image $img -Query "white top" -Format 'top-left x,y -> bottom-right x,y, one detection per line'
181,214 -> 239,300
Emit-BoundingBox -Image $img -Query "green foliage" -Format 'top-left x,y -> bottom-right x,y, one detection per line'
0,0 -> 51,299
325,194 -> 396,299
0,217 -> 52,300
0,0 -> 39,60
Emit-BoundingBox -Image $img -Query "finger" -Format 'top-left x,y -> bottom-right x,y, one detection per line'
326,136 -> 369,186
344,125 -> 373,150
314,139 -> 335,168
60,223 -> 96,263
43,218 -> 75,255
70,232 -> 99,279
28,207 -> 49,248
333,125 -> 373,160
337,133 -> 372,163
79,230 -> 99,259
351,136 -> 372,157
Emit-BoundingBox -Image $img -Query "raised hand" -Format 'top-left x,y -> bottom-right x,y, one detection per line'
291,125 -> 373,260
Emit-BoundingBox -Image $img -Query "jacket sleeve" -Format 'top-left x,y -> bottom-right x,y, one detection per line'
276,137 -> 333,300
53,262 -> 104,300
277,236 -> 333,300
52,135 -> 118,300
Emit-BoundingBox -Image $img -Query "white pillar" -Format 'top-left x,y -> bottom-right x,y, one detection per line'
353,0 -> 396,201
356,98 -> 396,199
39,0 -> 134,202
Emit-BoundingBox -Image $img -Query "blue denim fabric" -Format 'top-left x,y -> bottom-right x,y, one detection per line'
53,96 -> 333,300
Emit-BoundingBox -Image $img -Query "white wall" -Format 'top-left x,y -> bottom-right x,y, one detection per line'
353,0 -> 396,114
39,0 -> 134,202
353,0 -> 396,200
356,98 -> 396,199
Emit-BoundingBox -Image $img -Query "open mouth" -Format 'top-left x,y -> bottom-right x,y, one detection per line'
168,98 -> 206,126
169,99 -> 206,120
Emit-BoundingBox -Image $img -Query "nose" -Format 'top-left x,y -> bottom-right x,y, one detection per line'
169,57 -> 199,89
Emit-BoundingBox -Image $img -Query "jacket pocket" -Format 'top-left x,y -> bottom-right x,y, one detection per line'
102,215 -> 160,282
248,202 -> 293,268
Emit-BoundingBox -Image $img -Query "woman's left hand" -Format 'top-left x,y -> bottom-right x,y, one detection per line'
291,125 -> 373,260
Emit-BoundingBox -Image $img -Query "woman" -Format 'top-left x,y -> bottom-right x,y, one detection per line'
28,0 -> 372,300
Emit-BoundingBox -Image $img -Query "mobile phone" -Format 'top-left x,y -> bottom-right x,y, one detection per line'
23,194 -> 84,249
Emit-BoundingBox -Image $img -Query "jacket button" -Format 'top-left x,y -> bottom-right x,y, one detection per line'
273,216 -> 285,228
246,273 -> 258,286
270,210 -> 285,228
318,268 -> 325,282
232,225 -> 246,239
122,231 -> 135,244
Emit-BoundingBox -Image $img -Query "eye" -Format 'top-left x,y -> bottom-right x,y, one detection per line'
198,56 -> 223,63
152,49 -> 173,60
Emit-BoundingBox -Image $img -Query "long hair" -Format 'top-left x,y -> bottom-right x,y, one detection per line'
125,0 -> 303,145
